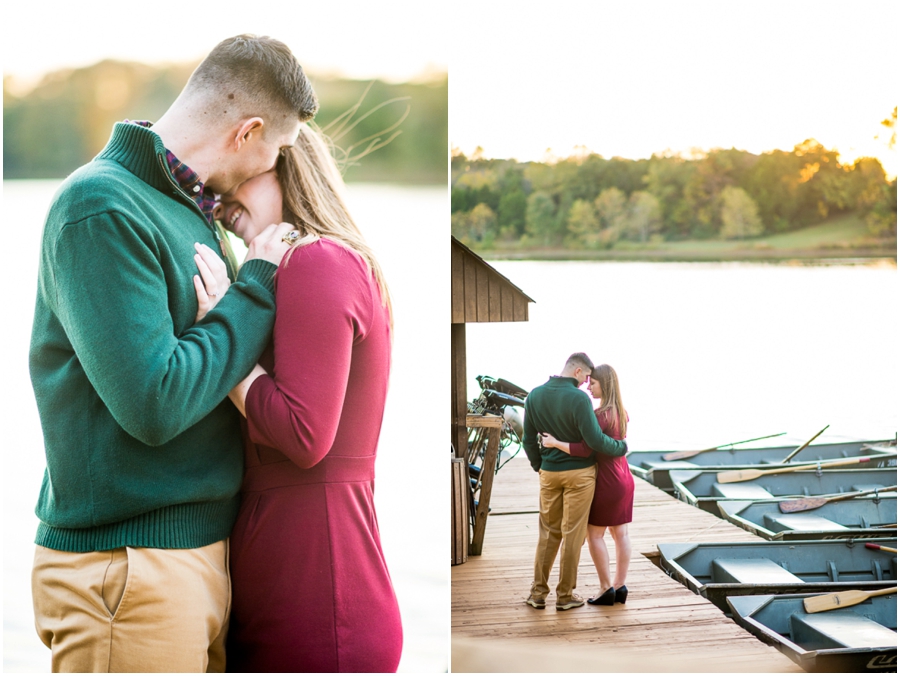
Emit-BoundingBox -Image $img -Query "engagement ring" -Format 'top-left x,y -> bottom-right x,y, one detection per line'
282,230 -> 301,245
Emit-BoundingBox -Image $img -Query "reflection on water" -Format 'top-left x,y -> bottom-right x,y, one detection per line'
466,259 -> 897,450
3,180 -> 449,673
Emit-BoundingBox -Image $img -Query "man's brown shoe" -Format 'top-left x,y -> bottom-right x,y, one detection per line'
556,594 -> 585,611
525,595 -> 546,609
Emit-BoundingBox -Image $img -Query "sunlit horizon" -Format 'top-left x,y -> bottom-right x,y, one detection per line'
453,134 -> 897,181
2,1 -> 447,92
450,0 -> 897,180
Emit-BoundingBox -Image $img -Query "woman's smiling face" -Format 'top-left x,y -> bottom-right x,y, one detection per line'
217,169 -> 283,245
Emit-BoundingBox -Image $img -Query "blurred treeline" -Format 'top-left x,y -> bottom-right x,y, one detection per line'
452,113 -> 897,250
4,60 -> 447,185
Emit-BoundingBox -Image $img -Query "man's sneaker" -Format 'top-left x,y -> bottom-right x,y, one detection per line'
556,594 -> 585,611
525,595 -> 546,609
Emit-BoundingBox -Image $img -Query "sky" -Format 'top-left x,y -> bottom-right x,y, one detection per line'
450,0 -> 897,176
2,1 -> 447,89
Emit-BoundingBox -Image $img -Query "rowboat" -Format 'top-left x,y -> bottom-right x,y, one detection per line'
657,540 -> 897,612
718,495 -> 897,541
727,592 -> 897,672
670,468 -> 897,514
627,440 -> 896,491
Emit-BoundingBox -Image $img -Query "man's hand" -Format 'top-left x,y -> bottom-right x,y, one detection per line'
245,222 -> 299,266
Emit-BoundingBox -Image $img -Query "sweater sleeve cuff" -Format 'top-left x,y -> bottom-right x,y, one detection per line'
238,258 -> 278,295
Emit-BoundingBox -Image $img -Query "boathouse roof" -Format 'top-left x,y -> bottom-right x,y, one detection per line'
451,237 -> 534,323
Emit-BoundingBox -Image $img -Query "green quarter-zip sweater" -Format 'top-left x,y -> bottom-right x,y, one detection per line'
523,377 -> 628,472
29,122 -> 278,552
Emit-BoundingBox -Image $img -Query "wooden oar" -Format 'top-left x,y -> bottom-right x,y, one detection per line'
803,586 -> 897,614
717,457 -> 871,484
778,485 -> 897,513
661,432 -> 786,461
865,543 -> 898,553
861,442 -> 898,453
779,425 -> 829,463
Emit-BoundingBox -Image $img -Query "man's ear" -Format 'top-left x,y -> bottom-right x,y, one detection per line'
232,117 -> 265,151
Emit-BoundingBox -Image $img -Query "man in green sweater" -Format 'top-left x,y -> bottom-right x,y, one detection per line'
522,352 -> 628,611
29,35 -> 317,672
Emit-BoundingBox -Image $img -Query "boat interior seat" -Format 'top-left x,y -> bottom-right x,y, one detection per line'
790,609 -> 897,649
710,558 -> 804,584
711,483 -> 774,499
763,513 -> 847,532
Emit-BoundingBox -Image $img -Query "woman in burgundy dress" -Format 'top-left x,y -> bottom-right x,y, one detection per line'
194,124 -> 401,671
541,364 -> 633,606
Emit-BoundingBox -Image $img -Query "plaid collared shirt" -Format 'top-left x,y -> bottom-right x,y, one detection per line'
127,120 -> 217,223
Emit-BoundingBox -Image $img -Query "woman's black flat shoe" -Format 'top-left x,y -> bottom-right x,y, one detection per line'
615,585 -> 628,604
587,587 -> 616,606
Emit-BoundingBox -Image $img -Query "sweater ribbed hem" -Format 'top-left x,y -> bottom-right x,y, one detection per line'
35,496 -> 240,552
540,457 -> 596,472
238,258 -> 278,294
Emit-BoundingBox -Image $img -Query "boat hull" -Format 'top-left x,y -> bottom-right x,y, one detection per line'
658,540 -> 897,612
727,593 -> 897,673
670,468 -> 898,514
718,496 -> 897,541
628,440 -> 896,491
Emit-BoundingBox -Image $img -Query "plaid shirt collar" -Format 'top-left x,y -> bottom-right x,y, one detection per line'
127,120 -> 217,223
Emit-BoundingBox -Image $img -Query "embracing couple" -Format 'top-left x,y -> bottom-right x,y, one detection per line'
523,352 -> 635,611
29,35 -> 401,673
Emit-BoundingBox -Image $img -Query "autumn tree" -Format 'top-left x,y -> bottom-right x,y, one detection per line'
565,199 -> 600,247
719,186 -> 764,239
622,191 -> 662,242
524,191 -> 557,245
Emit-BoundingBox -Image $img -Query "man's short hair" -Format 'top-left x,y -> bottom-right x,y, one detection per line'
187,34 -> 318,128
565,352 -> 594,372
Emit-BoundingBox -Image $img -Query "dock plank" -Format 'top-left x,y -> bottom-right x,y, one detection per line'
452,457 -> 804,672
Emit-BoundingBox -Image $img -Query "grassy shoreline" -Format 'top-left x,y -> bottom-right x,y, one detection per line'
471,212 -> 897,264
476,246 -> 896,263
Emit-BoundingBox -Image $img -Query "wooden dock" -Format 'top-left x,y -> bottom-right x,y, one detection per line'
451,457 -> 806,673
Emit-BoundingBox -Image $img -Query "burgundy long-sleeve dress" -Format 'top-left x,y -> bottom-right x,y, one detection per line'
226,239 -> 402,673
569,409 -> 633,526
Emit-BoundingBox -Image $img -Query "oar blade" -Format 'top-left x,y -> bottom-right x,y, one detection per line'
779,497 -> 828,513
662,450 -> 702,461
803,589 -> 870,614
717,468 -> 763,484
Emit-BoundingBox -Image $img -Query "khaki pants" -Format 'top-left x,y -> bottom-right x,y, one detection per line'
32,540 -> 230,673
531,465 -> 596,602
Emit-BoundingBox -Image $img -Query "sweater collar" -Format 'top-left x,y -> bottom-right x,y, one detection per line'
546,376 -> 579,388
95,122 -> 173,195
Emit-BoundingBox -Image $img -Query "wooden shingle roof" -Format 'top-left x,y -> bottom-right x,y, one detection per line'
451,237 -> 534,324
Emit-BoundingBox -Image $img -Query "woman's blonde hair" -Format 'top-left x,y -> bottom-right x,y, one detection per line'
276,124 -> 392,326
591,364 -> 627,438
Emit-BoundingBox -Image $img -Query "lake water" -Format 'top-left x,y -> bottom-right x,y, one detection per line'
2,180 -> 449,673
465,259 -> 897,451
4,179 -> 897,672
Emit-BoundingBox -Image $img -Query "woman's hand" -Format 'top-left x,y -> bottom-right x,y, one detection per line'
193,243 -> 231,323
244,222 -> 301,266
540,432 -> 572,454
228,363 -> 268,417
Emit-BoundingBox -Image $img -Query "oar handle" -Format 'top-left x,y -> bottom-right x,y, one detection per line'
781,425 -> 830,463
865,543 -> 898,553
718,432 -> 788,449
779,457 -> 869,473
869,587 -> 898,598
662,432 -> 787,461
828,485 -> 897,503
